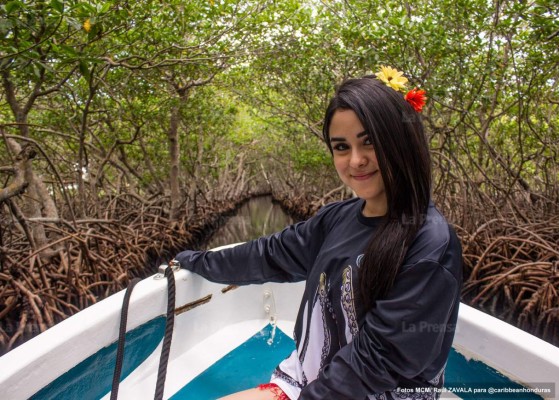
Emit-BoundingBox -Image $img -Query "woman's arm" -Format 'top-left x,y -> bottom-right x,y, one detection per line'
174,202 -> 339,285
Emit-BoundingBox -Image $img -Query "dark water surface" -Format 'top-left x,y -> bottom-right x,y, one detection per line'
205,196 -> 294,250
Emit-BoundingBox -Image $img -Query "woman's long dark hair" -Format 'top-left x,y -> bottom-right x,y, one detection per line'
323,76 -> 432,309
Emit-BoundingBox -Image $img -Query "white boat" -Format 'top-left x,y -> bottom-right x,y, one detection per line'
0,243 -> 557,399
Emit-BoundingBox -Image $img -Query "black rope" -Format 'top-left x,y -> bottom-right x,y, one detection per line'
110,277 -> 141,400
110,266 -> 176,399
154,266 -> 176,400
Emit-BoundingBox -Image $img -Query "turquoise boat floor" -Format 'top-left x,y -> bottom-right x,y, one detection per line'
171,324 -> 293,399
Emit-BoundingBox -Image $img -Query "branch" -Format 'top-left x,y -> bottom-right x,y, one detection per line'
1,71 -> 22,120
23,66 -> 78,115
546,29 -> 559,41
0,143 -> 36,203
175,71 -> 221,96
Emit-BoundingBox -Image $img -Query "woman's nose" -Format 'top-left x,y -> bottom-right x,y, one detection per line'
350,149 -> 367,168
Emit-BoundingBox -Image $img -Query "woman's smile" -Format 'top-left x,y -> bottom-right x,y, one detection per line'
351,170 -> 378,180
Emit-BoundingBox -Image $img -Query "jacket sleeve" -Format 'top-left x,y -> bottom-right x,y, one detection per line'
173,203 -> 336,285
299,260 -> 460,399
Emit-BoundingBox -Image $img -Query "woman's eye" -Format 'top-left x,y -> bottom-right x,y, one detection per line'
363,137 -> 373,146
333,143 -> 349,151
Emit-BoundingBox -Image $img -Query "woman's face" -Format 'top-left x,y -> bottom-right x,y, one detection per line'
329,109 -> 387,217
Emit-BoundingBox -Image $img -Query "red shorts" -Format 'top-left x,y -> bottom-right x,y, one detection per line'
257,383 -> 290,400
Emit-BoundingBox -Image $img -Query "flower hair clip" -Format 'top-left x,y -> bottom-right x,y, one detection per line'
374,66 -> 427,112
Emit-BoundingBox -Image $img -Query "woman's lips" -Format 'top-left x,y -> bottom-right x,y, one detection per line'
352,171 -> 377,181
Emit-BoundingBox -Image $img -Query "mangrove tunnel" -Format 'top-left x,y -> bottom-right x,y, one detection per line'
1,0 -> 558,356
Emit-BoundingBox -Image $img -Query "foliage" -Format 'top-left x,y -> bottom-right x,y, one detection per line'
2,0 -> 555,207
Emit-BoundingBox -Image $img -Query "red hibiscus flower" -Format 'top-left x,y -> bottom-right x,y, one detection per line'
404,87 -> 427,112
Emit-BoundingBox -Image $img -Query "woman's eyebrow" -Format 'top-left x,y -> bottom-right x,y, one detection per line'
330,131 -> 367,142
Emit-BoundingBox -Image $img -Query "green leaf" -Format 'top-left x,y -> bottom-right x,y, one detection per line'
79,60 -> 90,79
100,2 -> 112,14
6,1 -> 23,14
32,63 -> 41,79
60,44 -> 79,57
50,0 -> 64,13
77,2 -> 96,14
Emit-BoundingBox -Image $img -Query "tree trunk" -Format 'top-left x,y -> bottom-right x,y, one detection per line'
6,139 -> 59,254
168,103 -> 182,222
2,70 -> 62,257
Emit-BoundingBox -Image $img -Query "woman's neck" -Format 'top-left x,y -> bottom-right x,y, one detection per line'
362,200 -> 387,218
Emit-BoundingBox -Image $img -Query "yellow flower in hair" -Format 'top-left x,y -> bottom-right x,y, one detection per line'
375,65 -> 408,92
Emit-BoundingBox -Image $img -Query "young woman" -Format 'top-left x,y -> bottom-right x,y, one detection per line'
174,70 -> 463,400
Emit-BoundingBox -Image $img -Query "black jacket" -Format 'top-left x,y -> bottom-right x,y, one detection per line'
175,198 -> 462,399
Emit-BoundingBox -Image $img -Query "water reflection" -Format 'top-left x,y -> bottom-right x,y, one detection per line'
205,196 -> 294,250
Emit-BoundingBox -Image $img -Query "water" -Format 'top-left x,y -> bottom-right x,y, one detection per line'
205,196 -> 294,249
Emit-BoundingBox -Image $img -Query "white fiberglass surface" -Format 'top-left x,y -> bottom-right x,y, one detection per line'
100,319 -> 296,399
